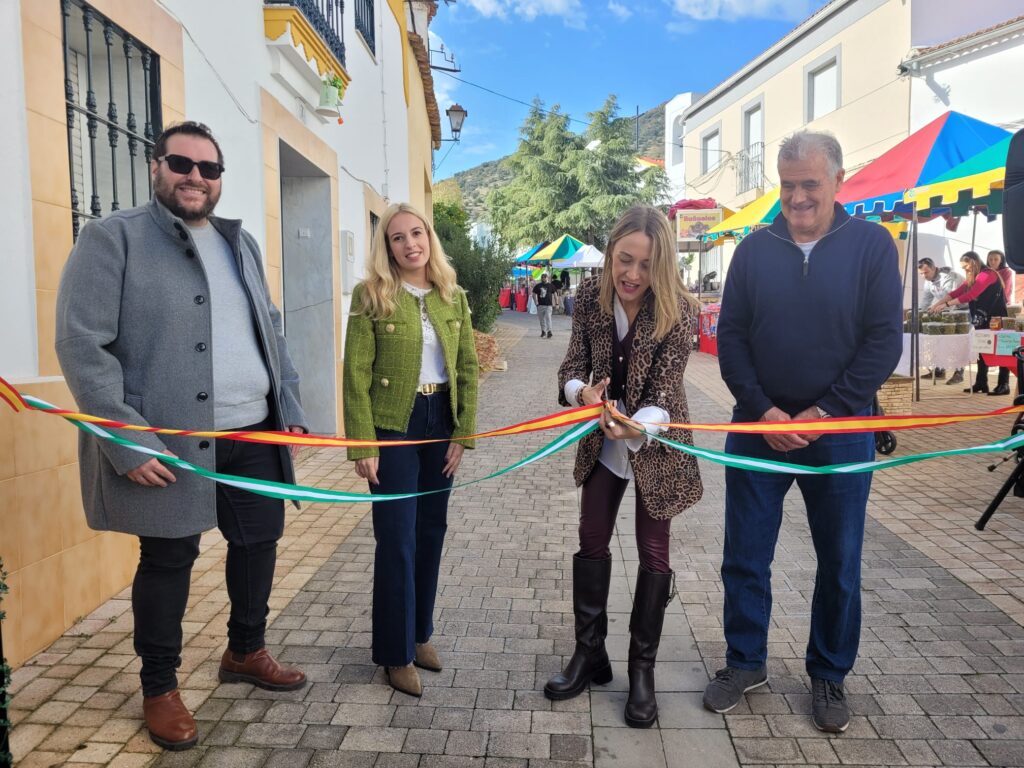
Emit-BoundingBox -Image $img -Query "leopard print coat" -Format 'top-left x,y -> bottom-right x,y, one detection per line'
558,278 -> 703,520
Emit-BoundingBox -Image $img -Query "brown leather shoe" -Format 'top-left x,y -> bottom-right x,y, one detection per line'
386,663 -> 423,697
218,648 -> 307,691
414,641 -> 443,672
143,689 -> 198,751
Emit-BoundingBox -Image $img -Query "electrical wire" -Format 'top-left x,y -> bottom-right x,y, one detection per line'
434,142 -> 457,172
154,0 -> 257,123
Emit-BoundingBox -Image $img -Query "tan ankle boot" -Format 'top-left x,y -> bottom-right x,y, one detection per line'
414,641 -> 442,672
386,663 -> 422,697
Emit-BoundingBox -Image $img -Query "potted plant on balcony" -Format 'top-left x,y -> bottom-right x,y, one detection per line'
317,73 -> 345,115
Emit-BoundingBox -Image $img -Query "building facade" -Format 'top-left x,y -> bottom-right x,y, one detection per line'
672,0 -> 1022,282
0,0 -> 445,667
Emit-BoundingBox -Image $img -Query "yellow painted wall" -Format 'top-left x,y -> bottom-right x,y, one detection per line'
2,0 -> 185,668
406,54 -> 434,217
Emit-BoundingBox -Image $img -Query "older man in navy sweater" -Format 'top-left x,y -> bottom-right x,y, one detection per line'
702,132 -> 902,733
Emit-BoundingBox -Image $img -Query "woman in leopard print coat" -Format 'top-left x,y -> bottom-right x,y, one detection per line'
544,206 -> 703,729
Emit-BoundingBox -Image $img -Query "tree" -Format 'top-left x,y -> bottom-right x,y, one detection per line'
434,200 -> 512,333
487,95 -> 670,251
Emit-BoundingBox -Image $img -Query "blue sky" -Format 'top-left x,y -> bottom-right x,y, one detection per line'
430,0 -> 831,179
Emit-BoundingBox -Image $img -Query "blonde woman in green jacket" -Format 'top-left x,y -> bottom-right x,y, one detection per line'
343,202 -> 479,697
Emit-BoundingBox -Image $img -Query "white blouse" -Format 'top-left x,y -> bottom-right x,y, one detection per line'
403,282 -> 449,386
564,296 -> 669,480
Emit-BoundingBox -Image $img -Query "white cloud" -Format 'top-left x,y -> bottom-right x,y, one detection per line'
670,0 -> 817,21
461,0 -> 585,22
607,1 -> 631,20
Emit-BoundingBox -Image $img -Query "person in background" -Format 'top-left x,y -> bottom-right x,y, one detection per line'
989,249 -> 1014,304
707,130 -> 902,734
918,257 -> 965,385
343,202 -> 479,697
534,273 -> 555,336
930,250 -> 1009,396
546,206 -> 703,728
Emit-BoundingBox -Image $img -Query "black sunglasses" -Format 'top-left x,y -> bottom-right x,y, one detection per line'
158,154 -> 225,180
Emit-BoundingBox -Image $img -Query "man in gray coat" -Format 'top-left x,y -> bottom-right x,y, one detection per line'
56,122 -> 309,751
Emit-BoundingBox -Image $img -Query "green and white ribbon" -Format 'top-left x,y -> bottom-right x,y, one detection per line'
652,430 -> 1024,475
22,392 -> 597,503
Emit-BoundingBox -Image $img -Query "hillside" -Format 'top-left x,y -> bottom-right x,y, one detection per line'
444,101 -> 666,221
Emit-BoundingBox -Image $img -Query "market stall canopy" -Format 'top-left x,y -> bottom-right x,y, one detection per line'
552,243 -> 604,269
703,188 -> 780,243
904,135 -> 1011,215
515,241 -> 550,263
528,234 -> 585,262
667,197 -> 719,219
838,111 -> 1010,217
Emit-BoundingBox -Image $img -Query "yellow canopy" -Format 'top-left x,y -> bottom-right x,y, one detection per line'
704,188 -> 780,242
904,167 -> 1005,209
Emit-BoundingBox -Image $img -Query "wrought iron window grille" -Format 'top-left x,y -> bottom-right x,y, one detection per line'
266,0 -> 347,67
737,141 -> 765,195
354,0 -> 375,54
61,0 -> 162,240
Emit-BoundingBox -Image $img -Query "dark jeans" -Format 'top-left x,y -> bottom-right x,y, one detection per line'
722,417 -> 873,683
578,462 -> 671,573
133,417 -> 285,697
370,394 -> 454,667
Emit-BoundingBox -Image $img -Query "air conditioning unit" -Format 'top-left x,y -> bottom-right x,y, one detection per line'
340,229 -> 356,295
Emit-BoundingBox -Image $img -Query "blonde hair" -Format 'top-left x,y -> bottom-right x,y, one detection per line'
598,206 -> 699,341
355,202 -> 459,319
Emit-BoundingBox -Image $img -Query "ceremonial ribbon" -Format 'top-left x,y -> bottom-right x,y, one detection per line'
5,379 -> 1024,503
3,375 -> 1021,447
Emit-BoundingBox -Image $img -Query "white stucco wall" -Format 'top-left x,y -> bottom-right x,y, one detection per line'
0,0 -> 38,379
160,0 -> 413,277
664,92 -> 695,202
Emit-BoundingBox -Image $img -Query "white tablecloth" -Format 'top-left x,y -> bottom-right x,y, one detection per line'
894,332 -> 973,376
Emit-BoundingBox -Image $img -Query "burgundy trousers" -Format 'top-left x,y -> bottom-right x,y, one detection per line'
577,462 -> 672,573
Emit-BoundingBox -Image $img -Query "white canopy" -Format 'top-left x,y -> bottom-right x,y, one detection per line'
552,244 -> 604,269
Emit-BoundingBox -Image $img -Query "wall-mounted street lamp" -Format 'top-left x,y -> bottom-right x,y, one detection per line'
443,103 -> 467,142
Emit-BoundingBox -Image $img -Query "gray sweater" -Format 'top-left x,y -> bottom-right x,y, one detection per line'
189,223 -> 271,428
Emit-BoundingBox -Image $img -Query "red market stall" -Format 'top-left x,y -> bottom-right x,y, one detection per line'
699,303 -> 720,356
975,330 -> 1024,372
499,287 -> 512,309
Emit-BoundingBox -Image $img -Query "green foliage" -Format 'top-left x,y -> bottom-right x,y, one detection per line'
434,201 -> 513,333
486,96 -> 669,252
446,102 -> 666,222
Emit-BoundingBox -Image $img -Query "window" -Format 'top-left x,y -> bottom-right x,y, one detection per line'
671,115 -> 685,166
701,130 -> 720,175
62,0 -> 162,240
738,103 -> 764,193
808,59 -> 838,121
355,0 -> 375,54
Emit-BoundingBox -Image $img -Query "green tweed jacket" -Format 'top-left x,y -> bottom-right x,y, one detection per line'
343,281 -> 479,460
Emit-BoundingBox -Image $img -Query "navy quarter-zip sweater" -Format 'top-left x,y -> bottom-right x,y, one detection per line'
717,203 -> 903,420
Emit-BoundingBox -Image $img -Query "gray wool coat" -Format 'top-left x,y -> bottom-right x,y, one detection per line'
55,199 -> 308,538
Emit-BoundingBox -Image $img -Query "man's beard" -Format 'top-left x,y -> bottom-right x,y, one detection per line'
153,170 -> 220,222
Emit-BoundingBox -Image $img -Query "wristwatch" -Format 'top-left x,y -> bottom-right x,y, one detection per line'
815,406 -> 830,419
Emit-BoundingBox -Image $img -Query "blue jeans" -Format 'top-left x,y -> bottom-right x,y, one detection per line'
721,415 -> 873,682
370,393 -> 454,667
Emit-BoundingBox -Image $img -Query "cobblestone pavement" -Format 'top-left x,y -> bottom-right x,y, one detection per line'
11,309 -> 1024,767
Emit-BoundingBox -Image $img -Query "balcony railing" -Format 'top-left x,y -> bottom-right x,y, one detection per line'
266,0 -> 346,69
354,0 -> 375,53
737,141 -> 764,194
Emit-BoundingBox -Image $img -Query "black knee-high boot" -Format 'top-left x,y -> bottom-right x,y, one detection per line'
625,567 -> 673,728
544,555 -> 613,700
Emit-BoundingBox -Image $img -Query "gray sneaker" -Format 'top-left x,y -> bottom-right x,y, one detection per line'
702,666 -> 768,713
811,677 -> 849,733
